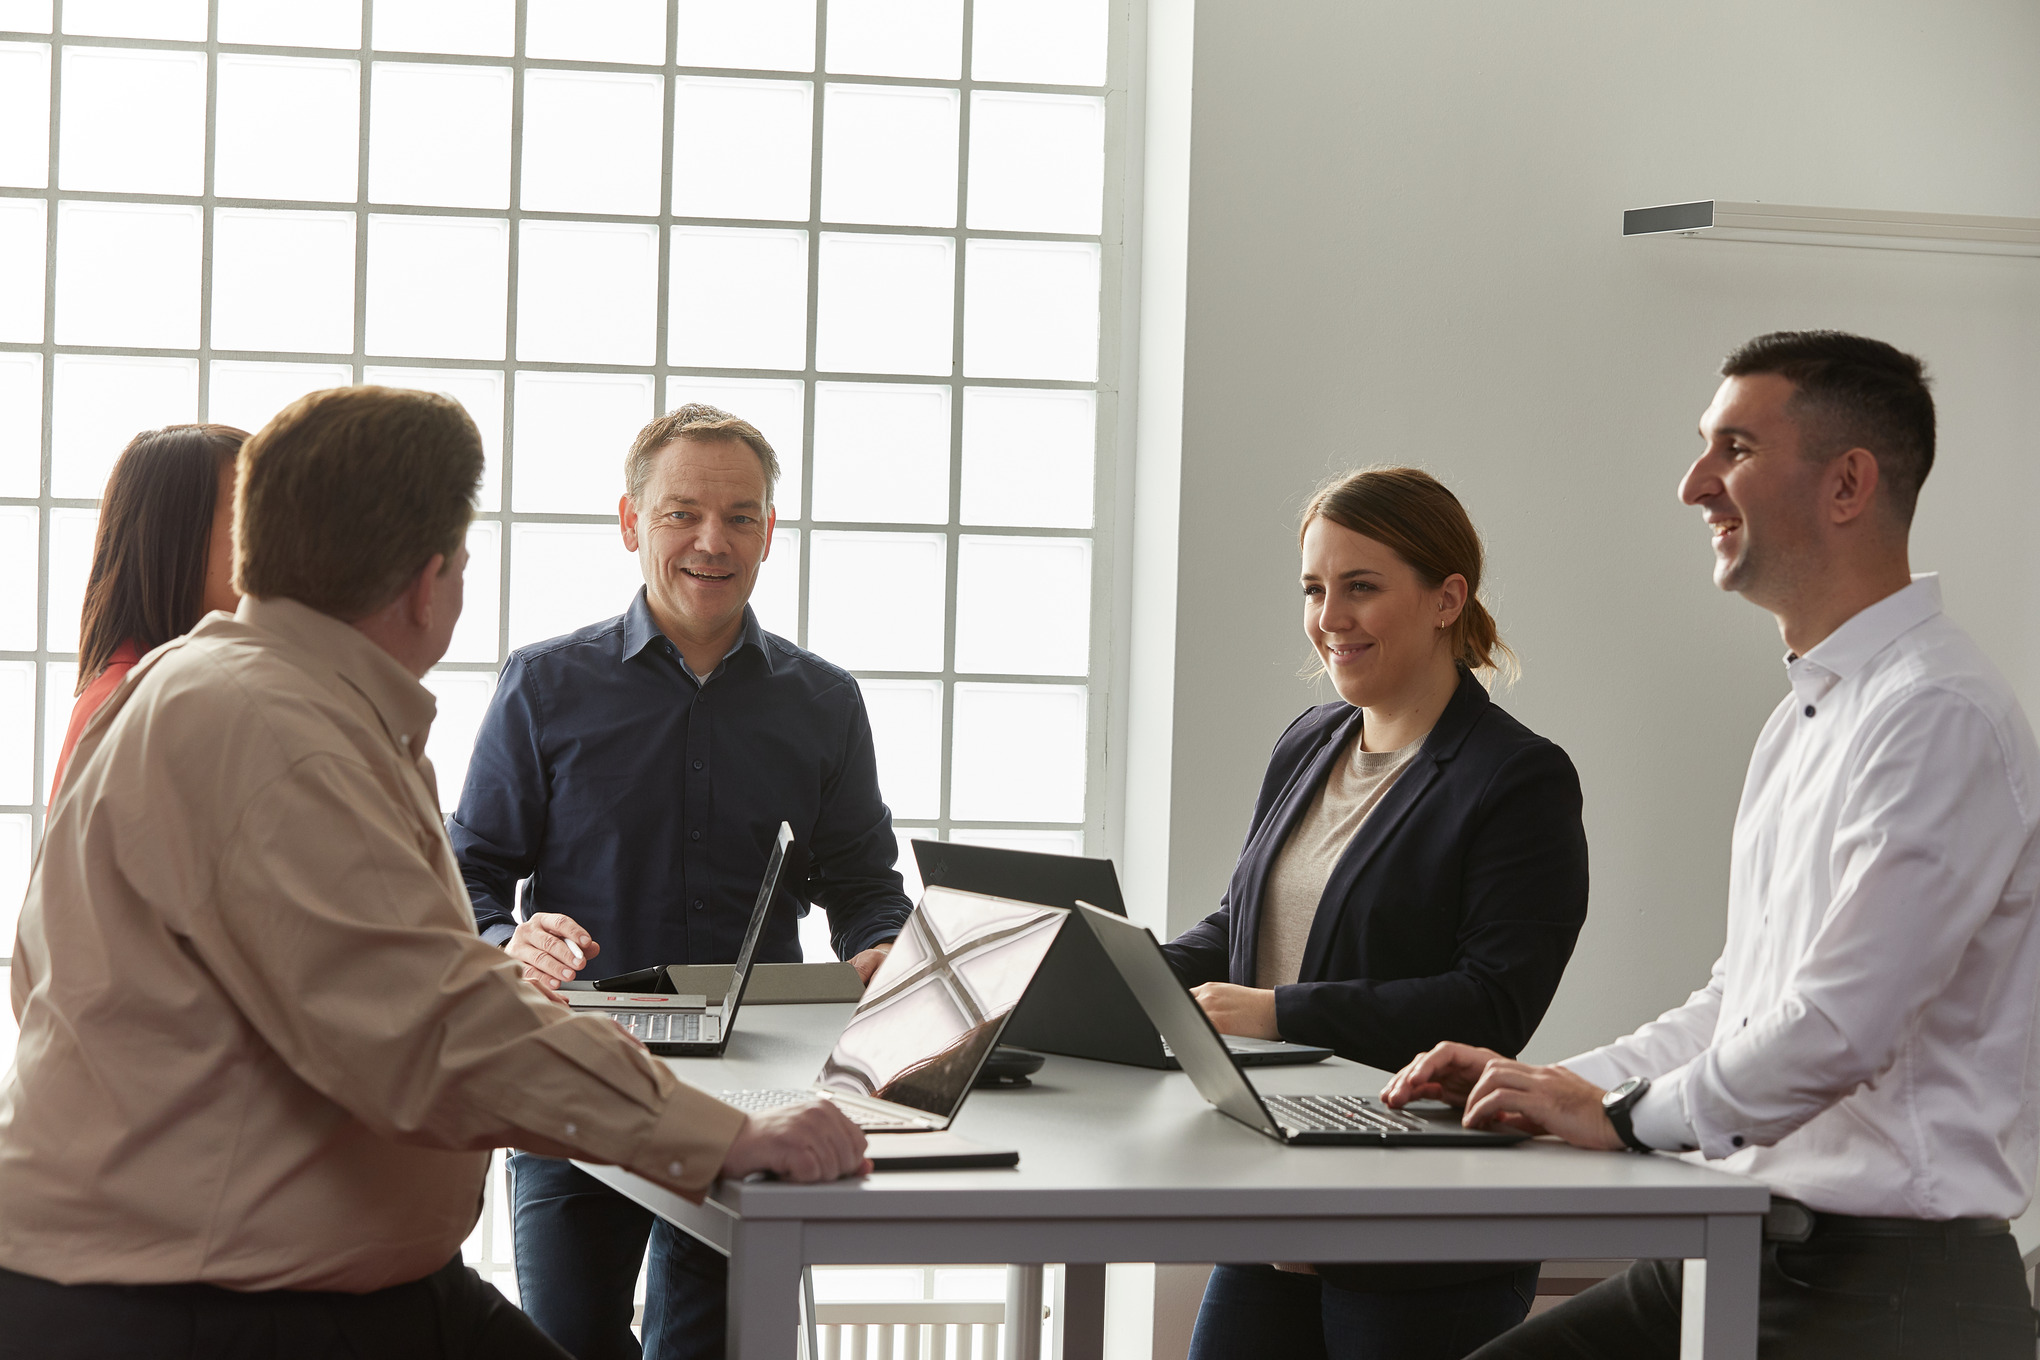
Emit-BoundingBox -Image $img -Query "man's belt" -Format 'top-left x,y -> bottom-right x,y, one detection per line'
1764,1197 -> 2011,1243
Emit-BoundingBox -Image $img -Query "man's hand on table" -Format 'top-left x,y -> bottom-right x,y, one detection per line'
510,912 -> 600,1003
721,1100 -> 872,1183
1189,982 -> 1281,1040
1382,1041 -> 1624,1150
848,940 -> 893,984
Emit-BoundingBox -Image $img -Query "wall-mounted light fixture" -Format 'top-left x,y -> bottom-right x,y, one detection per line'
1623,201 -> 2040,258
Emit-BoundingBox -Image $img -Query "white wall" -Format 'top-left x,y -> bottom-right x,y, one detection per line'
1132,0 -> 2040,1062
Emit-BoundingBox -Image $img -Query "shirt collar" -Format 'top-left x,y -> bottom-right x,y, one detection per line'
620,588 -> 769,681
1786,574 -> 1943,702
236,594 -> 437,756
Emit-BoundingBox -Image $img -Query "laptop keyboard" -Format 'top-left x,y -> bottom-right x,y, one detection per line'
1264,1093 -> 1427,1136
609,1011 -> 710,1046
719,1088 -> 927,1132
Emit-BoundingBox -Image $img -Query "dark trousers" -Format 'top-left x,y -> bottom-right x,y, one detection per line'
1470,1222 -> 2039,1359
509,1152 -> 726,1360
1187,1262 -> 1540,1360
0,1254 -> 566,1360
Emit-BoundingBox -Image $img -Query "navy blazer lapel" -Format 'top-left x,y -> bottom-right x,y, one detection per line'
1295,669 -> 1492,981
1229,705 -> 1363,984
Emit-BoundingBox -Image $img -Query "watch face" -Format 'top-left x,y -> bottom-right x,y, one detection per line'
1604,1077 -> 1643,1108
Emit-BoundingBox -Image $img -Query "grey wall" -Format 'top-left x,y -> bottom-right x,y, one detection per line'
1156,0 -> 2040,1061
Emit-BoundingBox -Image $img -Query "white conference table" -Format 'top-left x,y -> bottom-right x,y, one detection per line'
578,1003 -> 1767,1360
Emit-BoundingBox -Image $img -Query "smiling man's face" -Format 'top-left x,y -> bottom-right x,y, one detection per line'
1680,373 -> 1829,608
621,435 -> 774,647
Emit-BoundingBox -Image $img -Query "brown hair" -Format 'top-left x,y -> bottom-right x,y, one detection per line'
1301,466 -> 1518,684
76,424 -> 249,692
624,403 -> 780,507
236,386 -> 483,620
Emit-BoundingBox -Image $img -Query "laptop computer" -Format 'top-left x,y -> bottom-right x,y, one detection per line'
911,840 -> 1333,1070
719,885 -> 1068,1135
561,823 -> 791,1057
1069,901 -> 1528,1147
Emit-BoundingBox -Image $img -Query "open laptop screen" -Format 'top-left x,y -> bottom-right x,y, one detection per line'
815,887 -> 1065,1121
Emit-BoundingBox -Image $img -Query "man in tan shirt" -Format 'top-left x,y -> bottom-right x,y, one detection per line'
0,387 -> 866,1358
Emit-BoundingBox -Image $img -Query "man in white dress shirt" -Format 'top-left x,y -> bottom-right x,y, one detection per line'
1385,331 -> 2040,1357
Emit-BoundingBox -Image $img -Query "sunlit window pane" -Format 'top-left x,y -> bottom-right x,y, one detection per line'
948,826 -> 1084,856
527,0 -> 665,64
752,526 -> 799,640
515,221 -> 656,366
218,0 -> 362,48
211,209 -> 356,354
370,62 -> 511,209
373,0 -> 514,58
44,507 -> 96,654
366,214 -> 508,360
441,520 -> 500,664
950,683 -> 1086,822
0,353 -> 41,497
956,535 -> 1090,675
422,669 -> 495,813
0,816 -> 31,955
825,0 -> 960,79
365,366 -> 504,510
59,46 -> 205,195
807,530 -> 945,671
0,199 -> 45,343
960,386 -> 1094,528
0,1 -> 51,33
668,227 -> 809,371
811,381 -> 949,524
962,239 -> 1098,381
815,233 -> 952,377
971,0 -> 1108,86
56,201 -> 200,349
63,0 -> 203,41
511,371 -> 653,515
663,376 -> 806,520
0,663 -> 31,807
522,69 -> 663,217
968,91 -> 1105,235
508,522 -> 643,650
208,361 -> 353,436
672,77 -> 813,223
863,677 -> 941,818
215,55 -> 361,203
50,355 -> 197,499
0,507 -> 37,651
41,661 -> 73,795
675,0 -> 815,73
821,84 -> 957,228
0,43 -> 51,188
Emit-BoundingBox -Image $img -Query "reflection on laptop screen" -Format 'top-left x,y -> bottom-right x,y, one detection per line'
814,887 -> 1064,1120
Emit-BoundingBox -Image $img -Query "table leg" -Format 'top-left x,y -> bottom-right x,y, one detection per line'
1058,1264 -> 1106,1360
1683,1214 -> 1761,1360
729,1219 -> 803,1360
1005,1264 -> 1044,1360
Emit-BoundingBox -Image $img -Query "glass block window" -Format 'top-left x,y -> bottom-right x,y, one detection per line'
0,0 -> 1124,967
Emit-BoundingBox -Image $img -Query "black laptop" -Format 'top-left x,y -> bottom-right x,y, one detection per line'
1070,901 -> 1527,1146
911,840 -> 1333,1069
561,824 -> 790,1056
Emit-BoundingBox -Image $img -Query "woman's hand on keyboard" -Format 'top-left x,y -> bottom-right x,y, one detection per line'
721,1100 -> 872,1183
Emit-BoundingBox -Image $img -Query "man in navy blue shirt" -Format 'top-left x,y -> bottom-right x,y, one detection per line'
449,403 -> 912,1360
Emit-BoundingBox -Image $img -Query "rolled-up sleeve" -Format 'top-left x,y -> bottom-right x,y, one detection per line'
204,751 -> 745,1198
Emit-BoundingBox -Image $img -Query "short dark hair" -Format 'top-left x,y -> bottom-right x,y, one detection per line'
76,424 -> 249,692
625,404 -> 779,507
237,386 -> 483,620
1721,330 -> 1935,524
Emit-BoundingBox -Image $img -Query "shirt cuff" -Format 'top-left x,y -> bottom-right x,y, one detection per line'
626,1077 -> 751,1201
1629,1073 -> 1699,1153
479,920 -> 516,948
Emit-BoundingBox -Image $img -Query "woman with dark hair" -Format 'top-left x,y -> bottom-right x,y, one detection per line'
47,423 -> 248,801
1164,467 -> 1591,1360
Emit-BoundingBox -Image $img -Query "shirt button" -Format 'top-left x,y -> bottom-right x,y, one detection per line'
692,759 -> 705,770
669,1161 -> 683,1177
1804,705 -> 1816,718
690,829 -> 702,841
1731,1135 -> 1745,1148
692,899 -> 705,911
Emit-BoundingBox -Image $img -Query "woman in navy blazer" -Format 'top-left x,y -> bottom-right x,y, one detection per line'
1164,468 -> 1590,1360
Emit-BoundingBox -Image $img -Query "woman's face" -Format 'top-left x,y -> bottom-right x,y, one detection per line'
1301,516 -> 1464,710
201,458 -> 241,617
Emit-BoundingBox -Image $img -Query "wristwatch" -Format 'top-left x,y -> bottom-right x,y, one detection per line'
1601,1076 -> 1655,1154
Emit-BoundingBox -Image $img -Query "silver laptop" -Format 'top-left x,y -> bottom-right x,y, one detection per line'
562,823 -> 791,1057
1071,902 -> 1528,1147
721,886 -> 1068,1132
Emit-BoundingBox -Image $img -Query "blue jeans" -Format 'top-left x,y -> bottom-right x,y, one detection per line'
509,1153 -> 726,1360
1187,1262 -> 1540,1360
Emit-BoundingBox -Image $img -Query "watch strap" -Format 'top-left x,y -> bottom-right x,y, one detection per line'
1603,1077 -> 1654,1154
